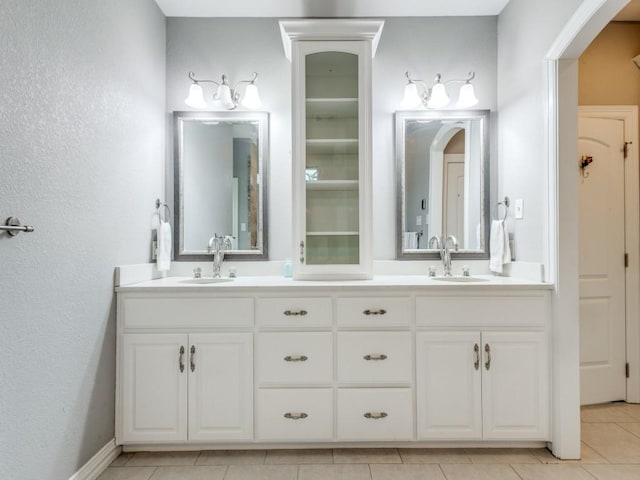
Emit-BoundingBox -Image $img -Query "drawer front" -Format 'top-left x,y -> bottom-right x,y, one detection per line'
337,388 -> 413,441
256,297 -> 332,328
337,332 -> 412,385
121,297 -> 253,329
416,295 -> 548,328
257,389 -> 333,441
256,333 -> 333,385
336,297 -> 411,328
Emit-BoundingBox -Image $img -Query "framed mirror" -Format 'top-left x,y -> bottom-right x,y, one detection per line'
173,111 -> 269,260
395,110 -> 490,259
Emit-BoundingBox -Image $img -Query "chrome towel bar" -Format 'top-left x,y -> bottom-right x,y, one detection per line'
1,217 -> 34,236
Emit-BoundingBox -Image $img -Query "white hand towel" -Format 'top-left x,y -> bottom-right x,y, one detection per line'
157,221 -> 172,272
490,220 -> 511,273
404,231 -> 418,249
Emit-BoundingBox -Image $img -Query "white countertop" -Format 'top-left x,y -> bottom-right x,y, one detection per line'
116,274 -> 552,293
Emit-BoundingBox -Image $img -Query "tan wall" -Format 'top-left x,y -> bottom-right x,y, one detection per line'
579,22 -> 640,106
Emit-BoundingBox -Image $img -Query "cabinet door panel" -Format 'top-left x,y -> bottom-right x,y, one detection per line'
482,332 -> 549,440
121,334 -> 188,443
188,334 -> 253,441
416,332 -> 482,440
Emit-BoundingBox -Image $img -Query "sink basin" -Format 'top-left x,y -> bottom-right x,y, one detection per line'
432,276 -> 488,283
179,278 -> 235,284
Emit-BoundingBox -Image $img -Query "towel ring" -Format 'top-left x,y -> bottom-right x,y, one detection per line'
494,196 -> 510,222
155,198 -> 171,223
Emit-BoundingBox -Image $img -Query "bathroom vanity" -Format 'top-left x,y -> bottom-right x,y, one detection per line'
115,275 -> 551,449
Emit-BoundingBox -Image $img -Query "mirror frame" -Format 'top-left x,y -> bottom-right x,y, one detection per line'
173,110 -> 269,261
395,109 -> 490,260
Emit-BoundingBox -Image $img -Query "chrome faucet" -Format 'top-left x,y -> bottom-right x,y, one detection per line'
441,235 -> 459,277
208,234 -> 233,278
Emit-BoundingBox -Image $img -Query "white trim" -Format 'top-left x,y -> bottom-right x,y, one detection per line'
579,106 -> 640,403
68,439 -> 121,480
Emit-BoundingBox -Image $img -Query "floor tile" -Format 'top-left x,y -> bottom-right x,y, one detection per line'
196,449 -> 266,465
265,449 -> 333,464
584,464 -> 640,480
398,448 -> 471,464
97,467 -> 156,480
617,422 -> 640,438
298,464 -> 372,480
582,423 -> 640,463
529,443 -> 608,464
126,452 -> 200,467
148,466 -> 226,480
224,464 -> 297,480
464,447 -> 540,464
370,464 -> 446,480
581,404 -> 639,423
333,448 -> 401,464
512,464 -> 595,480
440,464 -> 521,480
617,403 -> 640,421
110,453 -> 135,467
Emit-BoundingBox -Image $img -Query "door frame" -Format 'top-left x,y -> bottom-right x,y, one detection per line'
579,106 -> 640,403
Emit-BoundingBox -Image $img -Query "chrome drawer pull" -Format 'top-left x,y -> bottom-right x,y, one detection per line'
485,343 -> 491,371
284,355 -> 308,362
284,309 -> 308,316
284,412 -> 308,420
179,346 -> 185,373
363,309 -> 387,316
364,411 -> 388,420
474,343 -> 480,370
363,354 -> 388,361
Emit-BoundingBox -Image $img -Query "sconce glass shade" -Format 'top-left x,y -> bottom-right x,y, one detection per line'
401,83 -> 423,109
456,83 -> 479,108
241,83 -> 262,109
427,82 -> 450,109
215,84 -> 235,109
184,83 -> 207,109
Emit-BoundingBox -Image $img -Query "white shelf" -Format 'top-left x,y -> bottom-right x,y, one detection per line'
306,139 -> 358,155
307,231 -> 359,236
306,98 -> 358,118
306,180 -> 359,191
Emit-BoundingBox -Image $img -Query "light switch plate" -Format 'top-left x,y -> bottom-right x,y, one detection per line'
515,199 -> 524,219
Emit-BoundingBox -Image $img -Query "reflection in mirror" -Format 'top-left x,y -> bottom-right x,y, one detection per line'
395,110 -> 490,259
174,111 -> 268,260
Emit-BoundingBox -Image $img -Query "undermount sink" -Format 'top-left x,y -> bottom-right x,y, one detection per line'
432,276 -> 488,283
179,277 -> 235,284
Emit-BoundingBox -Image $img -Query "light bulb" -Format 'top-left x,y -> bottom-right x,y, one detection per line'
401,83 -> 423,109
457,83 -> 479,108
215,84 -> 235,109
184,83 -> 206,109
427,82 -> 450,109
241,83 -> 262,109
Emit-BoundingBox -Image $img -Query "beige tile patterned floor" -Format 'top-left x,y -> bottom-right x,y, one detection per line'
100,403 -> 640,480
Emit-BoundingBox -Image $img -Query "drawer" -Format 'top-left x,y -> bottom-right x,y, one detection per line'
257,389 -> 333,441
336,297 -> 411,328
337,332 -> 412,385
337,388 -> 413,441
256,297 -> 332,328
256,333 -> 333,385
121,296 -> 253,329
415,295 -> 548,328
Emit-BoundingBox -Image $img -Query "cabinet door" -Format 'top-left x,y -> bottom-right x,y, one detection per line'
188,333 -> 253,441
121,334 -> 188,443
416,332 -> 482,440
481,332 -> 549,440
292,40 -> 373,279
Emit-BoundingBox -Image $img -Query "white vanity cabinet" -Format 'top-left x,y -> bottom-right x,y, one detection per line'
280,20 -> 383,280
415,294 -> 550,441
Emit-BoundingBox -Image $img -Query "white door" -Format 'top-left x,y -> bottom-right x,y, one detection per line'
482,332 -> 549,440
444,155 -> 465,241
416,332 -> 482,440
578,116 -> 626,405
121,334 -> 188,443
188,333 -> 253,441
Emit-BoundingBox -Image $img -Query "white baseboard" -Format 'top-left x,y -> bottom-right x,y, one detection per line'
69,439 -> 121,480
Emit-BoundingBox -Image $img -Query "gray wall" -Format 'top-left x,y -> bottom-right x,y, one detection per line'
0,0 -> 166,478
166,16 -> 498,259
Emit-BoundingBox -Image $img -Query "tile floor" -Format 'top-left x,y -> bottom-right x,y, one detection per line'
100,402 -> 640,480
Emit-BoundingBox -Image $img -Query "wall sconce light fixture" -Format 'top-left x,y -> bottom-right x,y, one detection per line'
401,71 -> 479,109
184,71 -> 262,110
